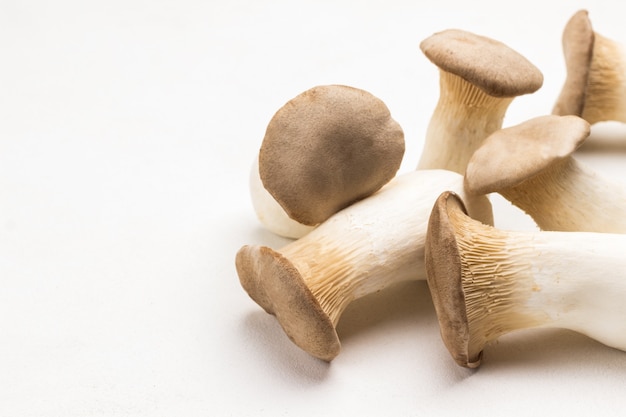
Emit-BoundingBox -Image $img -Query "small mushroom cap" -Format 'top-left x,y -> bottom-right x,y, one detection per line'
425,191 -> 481,368
259,85 -> 405,226
235,245 -> 340,361
465,115 -> 591,195
552,10 -> 595,116
420,29 -> 543,97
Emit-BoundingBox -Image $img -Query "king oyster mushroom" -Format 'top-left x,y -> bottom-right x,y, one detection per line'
465,114 -> 626,233
250,85 -> 405,239
416,29 -> 543,174
425,191 -> 626,368
237,170 -> 493,361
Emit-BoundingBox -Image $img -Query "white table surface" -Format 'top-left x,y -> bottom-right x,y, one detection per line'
3,1 -> 626,415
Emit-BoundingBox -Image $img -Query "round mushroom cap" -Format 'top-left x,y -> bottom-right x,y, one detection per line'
420,29 -> 543,97
552,10 -> 595,116
425,191 -> 481,368
235,245 -> 340,361
258,85 -> 405,226
465,115 -> 591,195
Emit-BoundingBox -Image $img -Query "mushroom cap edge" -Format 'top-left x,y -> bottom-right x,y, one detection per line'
425,191 -> 482,368
258,84 -> 405,226
235,244 -> 340,361
465,115 -> 591,195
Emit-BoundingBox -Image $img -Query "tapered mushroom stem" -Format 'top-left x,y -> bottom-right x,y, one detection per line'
465,114 -> 626,233
417,29 -> 543,173
499,157 -> 626,232
553,10 -> 626,124
420,71 -> 513,171
426,192 -> 626,368
236,170 -> 493,361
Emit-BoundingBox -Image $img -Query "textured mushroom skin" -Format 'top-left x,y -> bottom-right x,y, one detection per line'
420,29 -> 543,97
580,32 -> 626,124
417,29 -> 543,174
464,115 -> 590,195
418,71 -> 513,173
259,85 -> 405,226
552,10 -> 626,124
237,170 -> 494,361
425,192 -> 481,368
500,158 -> 626,233
236,245 -> 340,361
464,114 -> 626,233
427,192 -> 626,368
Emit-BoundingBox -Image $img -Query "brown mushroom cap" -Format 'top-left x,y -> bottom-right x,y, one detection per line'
552,10 -> 595,116
235,245 -> 340,361
425,191 -> 481,368
464,115 -> 591,195
259,85 -> 405,226
420,29 -> 543,97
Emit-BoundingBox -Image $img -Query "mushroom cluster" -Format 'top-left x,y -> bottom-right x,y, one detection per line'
236,9 -> 626,369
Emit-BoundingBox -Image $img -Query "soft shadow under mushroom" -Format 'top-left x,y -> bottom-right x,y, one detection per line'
240,310 -> 331,382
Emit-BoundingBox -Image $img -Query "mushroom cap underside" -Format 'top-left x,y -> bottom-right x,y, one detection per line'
235,245 -> 340,361
425,191 -> 481,368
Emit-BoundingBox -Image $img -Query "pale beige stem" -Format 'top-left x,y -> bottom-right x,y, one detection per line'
237,171 -> 493,361
427,192 -> 626,368
417,71 -> 512,173
500,157 -> 626,232
581,33 -> 626,124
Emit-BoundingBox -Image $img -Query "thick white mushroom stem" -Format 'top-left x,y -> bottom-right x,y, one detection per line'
236,170 -> 493,361
448,199 -> 626,365
417,71 -> 512,173
500,157 -> 626,232
581,33 -> 626,124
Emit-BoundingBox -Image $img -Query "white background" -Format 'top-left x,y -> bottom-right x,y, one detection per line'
2,1 -> 626,415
